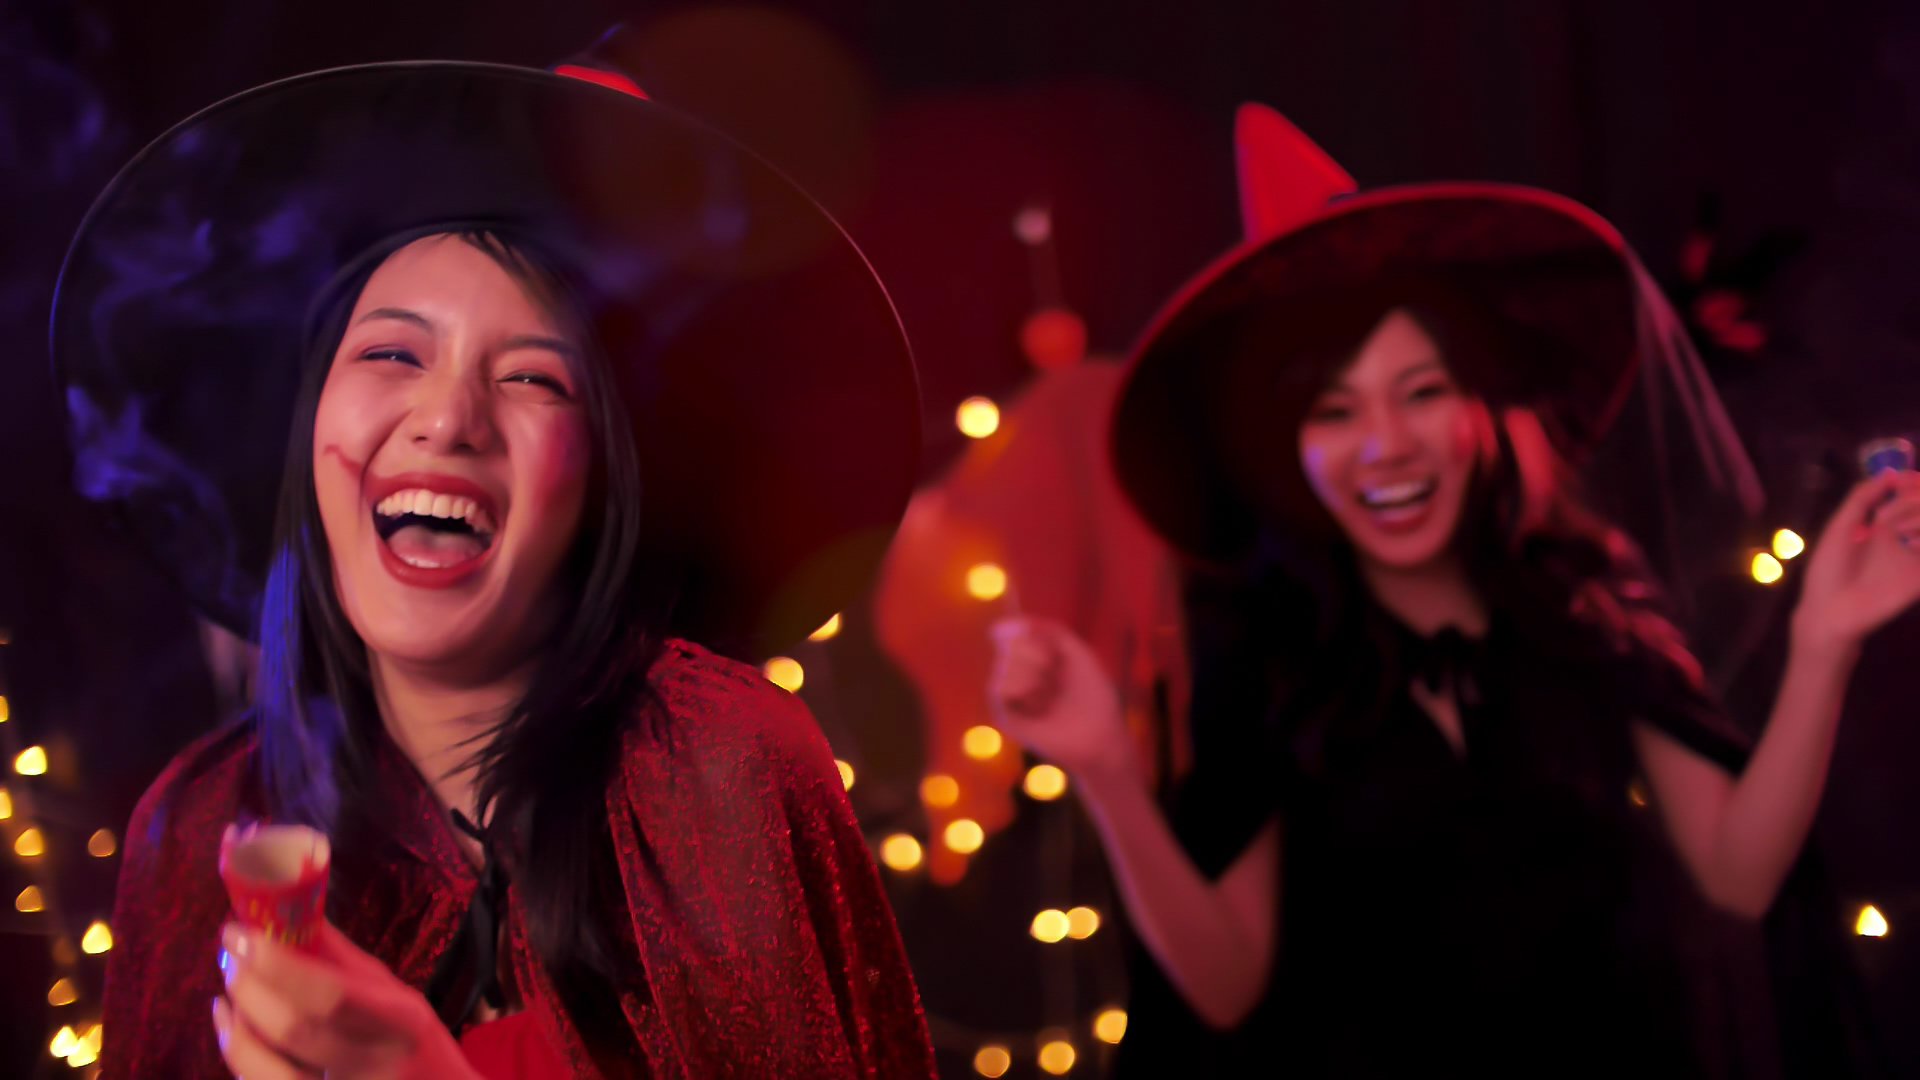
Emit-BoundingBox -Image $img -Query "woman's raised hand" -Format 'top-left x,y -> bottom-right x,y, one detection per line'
1794,470 -> 1920,650
988,616 -> 1137,782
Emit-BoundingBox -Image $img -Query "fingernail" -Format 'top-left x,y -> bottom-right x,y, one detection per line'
222,923 -> 251,959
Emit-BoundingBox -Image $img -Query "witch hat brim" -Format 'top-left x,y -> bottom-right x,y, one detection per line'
1113,105 -> 1640,566
51,61 -> 918,656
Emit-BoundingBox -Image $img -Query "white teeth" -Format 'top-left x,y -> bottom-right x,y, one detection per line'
1360,480 -> 1436,509
373,488 -> 496,533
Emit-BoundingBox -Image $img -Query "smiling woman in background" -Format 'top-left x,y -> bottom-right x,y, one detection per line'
990,106 -> 1920,1076
53,62 -> 932,1079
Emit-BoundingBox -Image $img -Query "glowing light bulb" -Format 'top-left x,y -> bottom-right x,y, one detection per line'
0,787 -> 12,819
956,397 -> 1001,439
1037,1039 -> 1077,1074
81,921 -> 112,954
962,726 -> 1003,760
1857,904 -> 1890,938
973,1045 -> 1012,1077
809,614 -> 842,642
1772,528 -> 1806,560
1093,1007 -> 1127,1044
944,819 -> 985,854
88,829 -> 116,857
16,886 -> 44,912
966,562 -> 1009,601
879,834 -> 923,871
50,1026 -> 78,1058
1066,906 -> 1101,939
1024,764 -> 1068,800
47,979 -> 77,1007
1030,908 -> 1070,943
15,745 -> 47,776
83,1024 -> 102,1054
919,774 -> 960,808
835,760 -> 855,790
16,827 -> 44,857
763,657 -> 805,693
0,694 -> 8,722
66,1041 -> 98,1067
1751,552 -> 1784,585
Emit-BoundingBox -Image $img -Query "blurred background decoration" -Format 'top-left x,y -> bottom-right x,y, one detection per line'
5,0 -> 1920,1075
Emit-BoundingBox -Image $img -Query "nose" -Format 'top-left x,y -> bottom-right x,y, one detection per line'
1358,404 -> 1415,466
403,364 -> 497,456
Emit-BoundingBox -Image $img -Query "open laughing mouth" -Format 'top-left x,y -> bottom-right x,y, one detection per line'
1356,478 -> 1436,527
366,474 -> 500,587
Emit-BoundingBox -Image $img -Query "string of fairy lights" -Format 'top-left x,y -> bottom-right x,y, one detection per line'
0,628 -> 112,1075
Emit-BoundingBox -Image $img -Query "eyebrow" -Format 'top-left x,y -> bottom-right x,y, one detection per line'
1392,359 -> 1447,385
499,334 -> 581,359
353,307 -> 433,331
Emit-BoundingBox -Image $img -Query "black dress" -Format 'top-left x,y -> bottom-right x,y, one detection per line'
1117,592 -> 1756,1078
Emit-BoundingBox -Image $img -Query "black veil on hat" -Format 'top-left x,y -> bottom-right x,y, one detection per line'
51,61 -> 919,658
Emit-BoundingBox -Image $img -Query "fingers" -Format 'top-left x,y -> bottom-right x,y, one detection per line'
1874,489 -> 1920,542
221,925 -> 405,1071
214,995 -> 322,1080
989,617 -> 1060,704
1822,471 -> 1905,541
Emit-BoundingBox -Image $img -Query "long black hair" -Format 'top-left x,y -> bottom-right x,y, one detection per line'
253,225 -> 677,1054
1193,275 -> 1704,774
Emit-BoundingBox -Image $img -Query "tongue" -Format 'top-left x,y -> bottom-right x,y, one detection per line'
386,524 -> 485,568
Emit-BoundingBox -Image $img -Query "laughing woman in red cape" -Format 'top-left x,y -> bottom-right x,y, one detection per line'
54,63 -> 932,1078
992,106 -> 1920,1076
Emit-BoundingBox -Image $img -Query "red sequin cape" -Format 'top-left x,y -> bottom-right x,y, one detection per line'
99,640 -> 934,1078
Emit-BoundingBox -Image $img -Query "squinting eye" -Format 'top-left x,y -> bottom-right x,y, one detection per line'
503,372 -> 573,399
1407,382 -> 1453,402
361,348 -> 421,367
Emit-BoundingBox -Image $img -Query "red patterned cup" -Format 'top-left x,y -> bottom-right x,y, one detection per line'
219,824 -> 330,950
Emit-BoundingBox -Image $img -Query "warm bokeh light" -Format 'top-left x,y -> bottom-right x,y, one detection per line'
956,397 -> 1002,439
879,834 -> 923,872
83,1024 -> 102,1055
973,1045 -> 1012,1078
1024,764 -> 1068,800
15,827 -> 44,857
962,725 -> 1004,760
1066,906 -> 1101,939
1857,904 -> 1890,938
0,694 -> 8,722
1094,1007 -> 1127,1044
1038,1039 -> 1077,1075
0,787 -> 11,820
50,1026 -> 77,1058
920,774 -> 961,808
763,657 -> 805,693
966,562 -> 1009,601
88,829 -> 116,858
944,819 -> 985,854
1751,551 -> 1784,584
809,613 -> 842,642
1030,908 -> 1070,943
81,921 -> 112,954
15,745 -> 46,776
834,760 -> 855,790
1772,528 -> 1806,560
17,885 -> 44,912
67,1040 -> 98,1068
47,979 -> 77,1007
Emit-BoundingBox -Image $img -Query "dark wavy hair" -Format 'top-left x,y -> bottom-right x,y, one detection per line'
1193,276 -> 1702,775
253,226 -> 677,1060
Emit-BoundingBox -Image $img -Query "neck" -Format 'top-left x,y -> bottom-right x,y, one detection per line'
369,652 -> 535,822
1359,553 -> 1488,639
